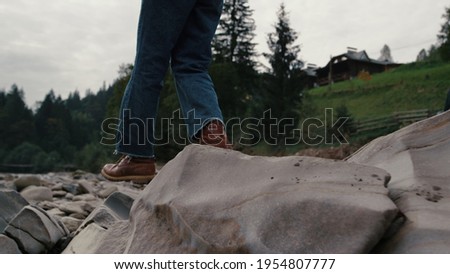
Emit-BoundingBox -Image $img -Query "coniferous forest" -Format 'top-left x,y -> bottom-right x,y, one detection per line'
1,2 -> 449,173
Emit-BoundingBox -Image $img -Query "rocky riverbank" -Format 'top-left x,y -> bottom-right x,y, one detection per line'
0,170 -> 146,253
1,110 -> 449,254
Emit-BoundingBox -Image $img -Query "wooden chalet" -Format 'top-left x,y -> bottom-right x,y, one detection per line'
312,48 -> 402,86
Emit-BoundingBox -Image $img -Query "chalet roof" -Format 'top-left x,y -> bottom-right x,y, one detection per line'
302,49 -> 401,80
345,50 -> 370,61
334,50 -> 398,65
304,67 -> 317,77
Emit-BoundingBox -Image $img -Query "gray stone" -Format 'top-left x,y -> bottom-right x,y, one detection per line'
58,201 -> 88,216
348,111 -> 450,253
85,200 -> 100,212
13,175 -> 50,191
78,180 -> 95,194
62,223 -> 107,254
75,192 -> 135,233
0,174 -> 14,181
103,192 -> 135,220
46,208 -> 67,218
4,224 -> 47,253
70,212 -> 88,220
78,207 -> 121,231
65,193 -> 74,200
115,186 -> 141,200
38,201 -> 59,210
52,190 -> 68,198
90,145 -> 398,254
0,190 -> 29,232
72,193 -> 96,202
20,186 -> 53,203
62,183 -> 80,195
0,180 -> 16,191
98,185 -> 118,199
72,170 -> 100,182
72,170 -> 88,180
61,216 -> 83,233
51,183 -> 63,191
0,234 -> 22,254
4,205 -> 68,253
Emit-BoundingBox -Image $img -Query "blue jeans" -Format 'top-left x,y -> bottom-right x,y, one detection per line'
116,0 -> 224,158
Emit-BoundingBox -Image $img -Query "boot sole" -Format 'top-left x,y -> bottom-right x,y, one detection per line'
101,170 -> 156,184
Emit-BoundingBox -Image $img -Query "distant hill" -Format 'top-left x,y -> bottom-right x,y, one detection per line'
307,61 -> 450,120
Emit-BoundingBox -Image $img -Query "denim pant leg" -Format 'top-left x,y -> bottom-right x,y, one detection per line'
116,0 -> 199,158
171,0 -> 225,140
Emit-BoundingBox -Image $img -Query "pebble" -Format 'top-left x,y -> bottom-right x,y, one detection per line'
20,186 -> 53,203
0,171 -> 144,235
61,216 -> 84,233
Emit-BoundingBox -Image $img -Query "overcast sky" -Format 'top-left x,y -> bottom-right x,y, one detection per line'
0,0 -> 448,107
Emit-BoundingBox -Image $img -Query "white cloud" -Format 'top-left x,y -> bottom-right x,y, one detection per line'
0,0 -> 140,106
0,0 -> 448,106
252,0 -> 448,65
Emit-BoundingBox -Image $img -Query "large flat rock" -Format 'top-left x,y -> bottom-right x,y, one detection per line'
0,190 -> 29,232
90,145 -> 397,254
0,234 -> 22,254
348,110 -> 450,253
4,205 -> 69,253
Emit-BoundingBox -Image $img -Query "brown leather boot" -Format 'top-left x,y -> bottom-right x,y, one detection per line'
101,155 -> 156,183
195,120 -> 232,149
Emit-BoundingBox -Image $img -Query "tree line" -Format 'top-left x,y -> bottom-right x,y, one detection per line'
1,2 -> 449,173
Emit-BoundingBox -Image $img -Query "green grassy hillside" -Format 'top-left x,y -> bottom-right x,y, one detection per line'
242,61 -> 450,157
307,61 -> 450,120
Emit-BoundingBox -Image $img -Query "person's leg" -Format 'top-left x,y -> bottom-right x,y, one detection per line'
103,0 -> 198,182
116,0 -> 198,158
170,0 -> 228,146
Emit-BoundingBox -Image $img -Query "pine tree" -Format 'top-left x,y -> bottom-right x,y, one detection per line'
265,3 -> 303,79
378,44 -> 394,63
416,49 -> 428,62
34,90 -> 74,159
0,85 -> 35,149
438,6 -> 450,61
262,3 -> 305,148
211,0 -> 259,125
106,64 -> 133,119
66,91 -> 82,111
212,0 -> 257,69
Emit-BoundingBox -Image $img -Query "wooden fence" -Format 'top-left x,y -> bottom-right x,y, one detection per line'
354,109 -> 436,134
